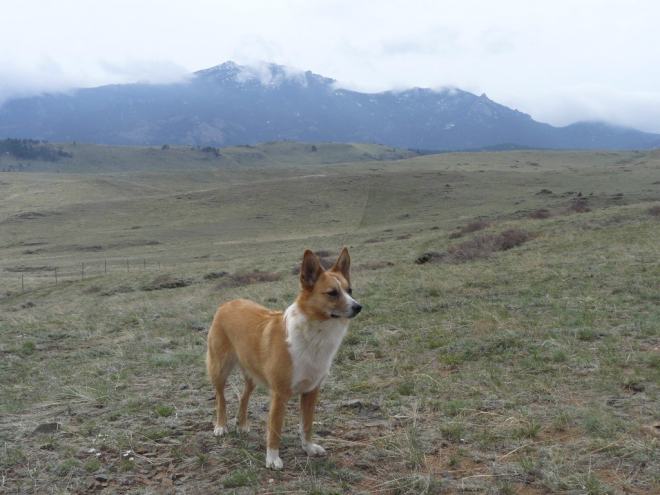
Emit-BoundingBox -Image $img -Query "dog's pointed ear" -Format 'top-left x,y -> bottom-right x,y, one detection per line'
300,250 -> 324,290
331,247 -> 351,282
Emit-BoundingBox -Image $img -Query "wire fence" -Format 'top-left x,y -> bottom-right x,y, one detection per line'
0,256 -> 198,294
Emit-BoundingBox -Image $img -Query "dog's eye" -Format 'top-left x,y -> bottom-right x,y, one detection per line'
326,289 -> 339,297
347,288 -> 353,295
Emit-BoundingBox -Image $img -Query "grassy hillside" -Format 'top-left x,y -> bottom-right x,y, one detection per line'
0,140 -> 418,173
0,146 -> 659,494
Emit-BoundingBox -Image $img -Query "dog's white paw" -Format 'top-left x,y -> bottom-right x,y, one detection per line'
302,442 -> 326,457
266,449 -> 283,470
237,423 -> 250,433
213,425 -> 228,437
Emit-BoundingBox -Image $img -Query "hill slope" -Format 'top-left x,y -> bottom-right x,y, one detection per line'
0,139 -> 418,173
1,61 -> 659,150
1,149 -> 659,493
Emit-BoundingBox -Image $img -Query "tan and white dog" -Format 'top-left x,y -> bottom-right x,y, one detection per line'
206,248 -> 361,469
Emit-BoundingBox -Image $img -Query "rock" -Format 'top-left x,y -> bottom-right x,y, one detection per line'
204,271 -> 228,280
32,422 -> 60,435
363,420 -> 388,428
415,251 -> 445,265
142,275 -> 192,291
625,381 -> 645,393
339,399 -> 381,414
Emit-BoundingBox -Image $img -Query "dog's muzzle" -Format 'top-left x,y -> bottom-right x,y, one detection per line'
349,303 -> 362,318
330,302 -> 362,319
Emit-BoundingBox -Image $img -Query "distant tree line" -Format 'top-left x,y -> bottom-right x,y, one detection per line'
0,138 -> 72,161
200,146 -> 222,157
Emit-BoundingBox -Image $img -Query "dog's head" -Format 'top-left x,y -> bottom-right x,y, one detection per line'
297,247 -> 362,321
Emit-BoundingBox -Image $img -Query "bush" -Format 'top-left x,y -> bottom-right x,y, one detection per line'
142,275 -> 192,291
528,208 -> 552,219
648,205 -> 660,217
200,146 -> 221,157
0,138 -> 72,161
447,229 -> 532,262
415,251 -> 445,265
448,220 -> 490,239
217,270 -> 282,288
567,197 -> 590,213
417,229 -> 534,264
203,271 -> 228,280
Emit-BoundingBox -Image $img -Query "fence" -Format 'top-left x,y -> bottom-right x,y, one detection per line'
0,256 -> 196,295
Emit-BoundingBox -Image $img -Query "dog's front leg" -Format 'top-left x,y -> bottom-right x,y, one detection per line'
266,392 -> 290,469
300,387 -> 326,456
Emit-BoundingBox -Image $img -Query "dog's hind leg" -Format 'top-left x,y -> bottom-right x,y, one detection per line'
237,373 -> 255,433
206,333 -> 236,437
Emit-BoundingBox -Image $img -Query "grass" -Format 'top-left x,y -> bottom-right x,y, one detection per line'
154,405 -> 175,417
0,140 -> 418,173
0,143 -> 659,493
222,468 -> 258,488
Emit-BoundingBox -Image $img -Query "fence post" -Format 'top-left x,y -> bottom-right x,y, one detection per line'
143,259 -> 146,270
104,259 -> 107,274
21,273 -> 24,292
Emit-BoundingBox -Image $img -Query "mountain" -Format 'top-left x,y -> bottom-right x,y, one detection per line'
1,61 -> 659,151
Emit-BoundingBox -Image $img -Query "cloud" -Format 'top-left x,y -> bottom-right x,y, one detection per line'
0,0 -> 658,133
505,85 -> 660,132
0,57 -> 78,102
98,60 -> 190,85
234,60 -> 309,87
0,57 -> 189,104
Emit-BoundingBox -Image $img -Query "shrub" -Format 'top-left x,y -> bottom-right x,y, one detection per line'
142,275 -> 192,291
528,208 -> 552,219
536,188 -> 553,195
203,271 -> 228,280
418,229 -> 534,264
567,197 -> 591,213
218,270 -> 282,288
448,220 -> 490,239
415,251 -> 445,265
357,261 -> 394,270
495,229 -> 533,250
446,235 -> 495,262
0,138 -> 72,161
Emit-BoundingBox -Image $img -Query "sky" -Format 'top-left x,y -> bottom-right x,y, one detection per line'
1,0 -> 659,132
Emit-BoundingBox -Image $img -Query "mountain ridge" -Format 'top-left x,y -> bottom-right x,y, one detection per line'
1,61 -> 658,151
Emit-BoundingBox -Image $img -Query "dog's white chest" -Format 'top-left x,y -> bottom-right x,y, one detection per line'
284,304 -> 348,394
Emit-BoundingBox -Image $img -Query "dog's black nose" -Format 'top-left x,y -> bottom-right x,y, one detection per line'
352,303 -> 362,315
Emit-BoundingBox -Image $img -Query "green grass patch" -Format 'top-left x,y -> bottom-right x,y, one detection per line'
154,404 -> 175,417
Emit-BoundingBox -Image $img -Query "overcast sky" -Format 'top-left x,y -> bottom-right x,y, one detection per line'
1,0 -> 659,132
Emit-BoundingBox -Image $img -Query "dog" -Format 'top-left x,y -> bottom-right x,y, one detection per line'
206,247 -> 362,469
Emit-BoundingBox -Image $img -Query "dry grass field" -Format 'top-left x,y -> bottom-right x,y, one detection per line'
1,144 -> 659,494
